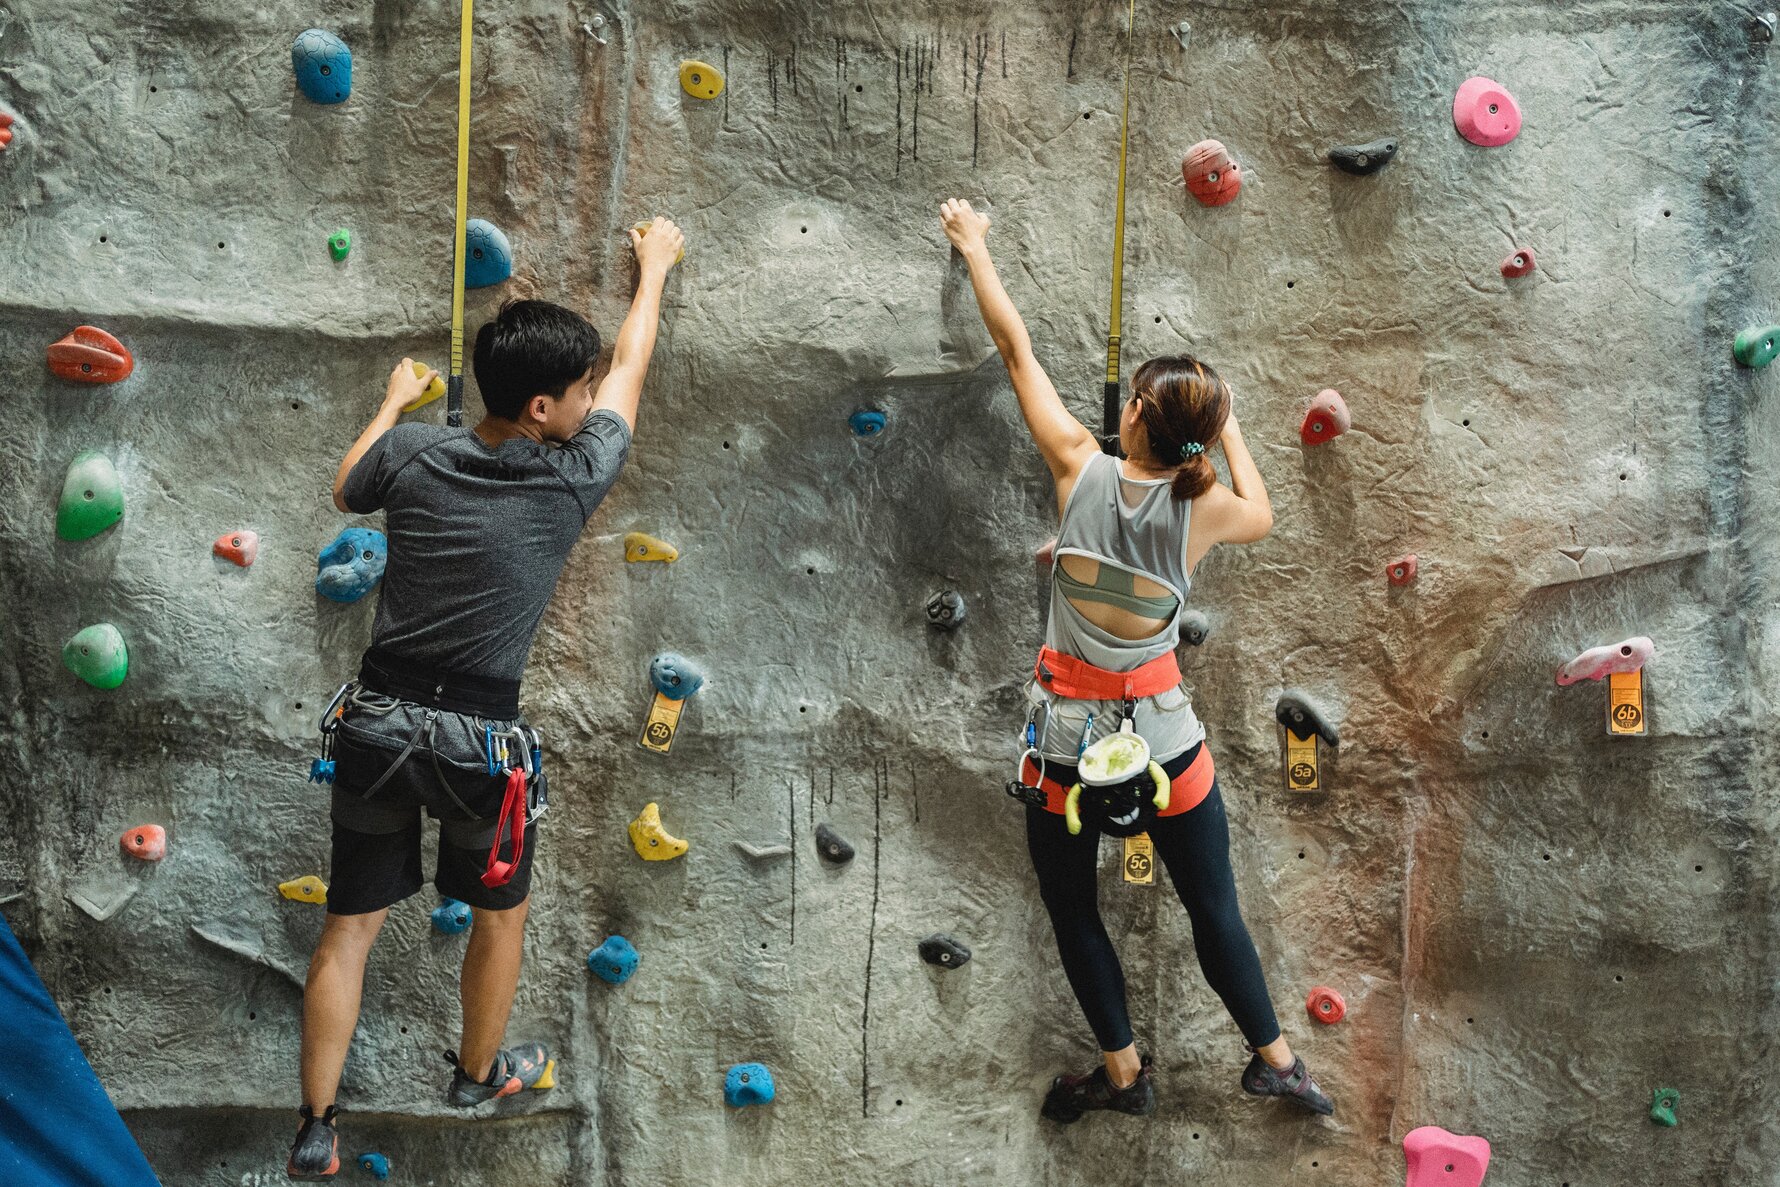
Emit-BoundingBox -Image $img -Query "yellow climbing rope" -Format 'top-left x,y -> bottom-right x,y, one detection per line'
446,0 -> 474,427
1100,0 -> 1138,452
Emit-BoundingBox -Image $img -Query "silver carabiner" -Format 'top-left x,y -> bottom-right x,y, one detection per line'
316,681 -> 354,734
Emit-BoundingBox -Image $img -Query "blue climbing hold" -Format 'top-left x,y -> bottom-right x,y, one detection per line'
291,29 -> 352,105
587,935 -> 640,984
431,898 -> 471,936
464,218 -> 513,289
849,410 -> 887,437
724,1062 -> 775,1108
649,652 -> 707,701
315,527 -> 387,603
357,1152 -> 390,1180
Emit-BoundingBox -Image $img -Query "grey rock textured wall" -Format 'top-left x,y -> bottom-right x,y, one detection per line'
2,0 -> 1778,1183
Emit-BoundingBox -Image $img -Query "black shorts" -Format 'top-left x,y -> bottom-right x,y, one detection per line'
325,699 -> 539,915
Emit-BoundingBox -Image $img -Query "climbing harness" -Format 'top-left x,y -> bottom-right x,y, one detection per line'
445,0 -> 474,427
1099,0 -> 1138,454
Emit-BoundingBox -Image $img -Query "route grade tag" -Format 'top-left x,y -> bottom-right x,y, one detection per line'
1284,729 -> 1320,791
1122,833 -> 1155,885
638,691 -> 684,754
1608,668 -> 1646,737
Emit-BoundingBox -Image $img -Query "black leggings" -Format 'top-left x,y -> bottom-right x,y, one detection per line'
1025,777 -> 1282,1052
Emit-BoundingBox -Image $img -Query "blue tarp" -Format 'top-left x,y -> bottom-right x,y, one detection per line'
0,910 -> 160,1186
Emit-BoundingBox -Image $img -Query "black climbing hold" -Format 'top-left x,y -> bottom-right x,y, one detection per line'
1328,138 -> 1398,176
1275,689 -> 1339,746
925,589 -> 967,629
814,822 -> 855,864
1180,609 -> 1212,647
918,934 -> 972,969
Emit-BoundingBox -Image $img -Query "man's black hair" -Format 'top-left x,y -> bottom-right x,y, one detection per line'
471,299 -> 602,420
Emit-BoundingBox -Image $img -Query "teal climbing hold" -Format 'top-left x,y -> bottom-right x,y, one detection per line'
1734,325 -> 1780,368
291,29 -> 352,105
464,218 -> 512,288
56,452 -> 123,541
850,410 -> 887,437
587,935 -> 639,984
63,624 -> 128,689
649,652 -> 706,701
1650,1086 -> 1679,1126
724,1062 -> 775,1107
357,1152 -> 390,1179
431,898 -> 470,935
315,527 -> 387,603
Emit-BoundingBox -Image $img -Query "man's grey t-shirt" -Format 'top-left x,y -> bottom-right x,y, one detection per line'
340,410 -> 631,683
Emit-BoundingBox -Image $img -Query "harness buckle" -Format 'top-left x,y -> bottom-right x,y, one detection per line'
1004,780 -> 1048,808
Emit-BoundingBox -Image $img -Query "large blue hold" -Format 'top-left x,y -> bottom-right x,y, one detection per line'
650,652 -> 707,701
464,218 -> 513,288
315,527 -> 387,603
725,1062 -> 775,1108
587,935 -> 639,984
431,898 -> 471,936
849,409 -> 887,437
291,29 -> 352,105
357,1152 -> 390,1180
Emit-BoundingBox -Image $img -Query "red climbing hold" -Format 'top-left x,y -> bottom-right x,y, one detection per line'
120,824 -> 167,862
1387,554 -> 1418,585
1453,76 -> 1521,147
1306,985 -> 1346,1024
0,111 -> 14,151
213,529 -> 259,567
1403,1126 -> 1491,1187
47,326 -> 133,384
1500,248 -> 1536,278
1299,389 -> 1349,446
1182,139 -> 1242,206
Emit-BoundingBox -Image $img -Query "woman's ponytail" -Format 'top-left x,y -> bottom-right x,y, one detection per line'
1131,355 -> 1232,502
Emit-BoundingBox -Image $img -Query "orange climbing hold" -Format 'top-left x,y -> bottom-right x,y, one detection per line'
1403,1125 -> 1491,1187
213,530 -> 259,567
0,111 -> 14,151
1306,985 -> 1346,1024
1182,139 -> 1242,206
1386,554 -> 1418,585
1300,389 -> 1350,446
120,824 -> 167,862
48,326 -> 134,384
1500,248 -> 1536,278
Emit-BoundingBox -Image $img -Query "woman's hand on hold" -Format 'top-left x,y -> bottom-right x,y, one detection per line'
940,198 -> 991,256
384,358 -> 437,412
631,216 -> 686,276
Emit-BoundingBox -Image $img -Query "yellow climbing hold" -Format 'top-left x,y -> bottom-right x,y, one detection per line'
623,531 -> 680,563
533,1059 -> 556,1090
402,361 -> 447,412
632,222 -> 686,266
628,802 -> 688,861
278,875 -> 328,905
679,60 -> 724,100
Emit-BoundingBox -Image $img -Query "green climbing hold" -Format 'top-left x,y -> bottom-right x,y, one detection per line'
62,623 -> 128,689
329,228 -> 352,261
1734,325 -> 1780,368
56,451 -> 123,541
1649,1086 -> 1679,1126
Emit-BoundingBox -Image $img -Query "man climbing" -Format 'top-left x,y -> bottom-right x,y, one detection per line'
287,218 -> 686,1181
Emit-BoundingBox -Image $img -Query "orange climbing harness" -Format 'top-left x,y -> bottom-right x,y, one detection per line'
1033,645 -> 1181,703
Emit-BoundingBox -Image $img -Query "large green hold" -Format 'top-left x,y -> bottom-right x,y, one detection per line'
62,623 -> 128,689
1734,325 -> 1780,368
56,451 -> 123,540
1650,1086 -> 1680,1127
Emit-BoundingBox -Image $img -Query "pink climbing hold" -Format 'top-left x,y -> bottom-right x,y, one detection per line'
1035,537 -> 1056,572
1403,1125 -> 1491,1187
1182,139 -> 1242,206
1500,248 -> 1536,278
1300,389 -> 1350,446
1453,77 -> 1521,147
1555,636 -> 1653,687
121,824 -> 167,862
213,529 -> 259,567
1387,554 -> 1418,585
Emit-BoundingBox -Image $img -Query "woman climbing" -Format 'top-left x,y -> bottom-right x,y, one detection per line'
937,197 -> 1333,1124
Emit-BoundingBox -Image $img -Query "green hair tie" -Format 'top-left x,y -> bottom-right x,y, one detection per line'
1180,442 -> 1205,458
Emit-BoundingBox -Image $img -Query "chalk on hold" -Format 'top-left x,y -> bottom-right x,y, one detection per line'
650,652 -> 707,700
1276,689 -> 1339,746
328,228 -> 352,261
1182,139 -> 1242,206
47,326 -> 133,384
1328,138 -> 1398,175
1300,389 -> 1350,446
1453,76 -> 1521,147
315,527 -> 387,603
1734,325 -> 1780,368
925,589 -> 967,629
679,60 -> 726,100
464,218 -> 513,288
1555,636 -> 1653,686
1306,985 -> 1346,1024
1180,608 -> 1212,647
120,824 -> 166,862
623,531 -> 679,563
63,624 -> 128,690
213,530 -> 258,567
814,822 -> 855,864
431,898 -> 471,935
291,29 -> 352,105
850,409 -> 888,437
1387,554 -> 1418,585
632,221 -> 685,265
401,361 -> 446,412
587,935 -> 640,984
628,802 -> 688,861
278,875 -> 328,905
57,451 -> 125,541
734,840 -> 792,861
1403,1126 -> 1490,1187
1650,1086 -> 1679,1126
918,934 -> 972,969
357,1153 -> 389,1181
724,1062 -> 775,1107
1500,248 -> 1536,279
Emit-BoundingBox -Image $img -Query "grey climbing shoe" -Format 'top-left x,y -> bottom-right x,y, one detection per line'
443,1043 -> 550,1107
285,1104 -> 340,1181
1241,1052 -> 1334,1116
1041,1054 -> 1156,1123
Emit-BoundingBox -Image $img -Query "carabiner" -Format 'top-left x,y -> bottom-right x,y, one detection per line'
316,682 -> 353,734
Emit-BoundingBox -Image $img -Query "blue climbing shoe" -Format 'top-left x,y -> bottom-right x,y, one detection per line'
1242,1051 -> 1334,1116
285,1104 -> 340,1180
443,1044 -> 550,1107
1041,1054 -> 1156,1123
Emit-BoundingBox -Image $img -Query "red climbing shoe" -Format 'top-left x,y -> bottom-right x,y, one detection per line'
443,1044 -> 551,1107
285,1104 -> 340,1181
1242,1051 -> 1334,1116
1041,1054 -> 1156,1123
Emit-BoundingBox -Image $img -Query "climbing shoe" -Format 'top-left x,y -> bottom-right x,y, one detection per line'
1241,1051 -> 1334,1116
443,1043 -> 550,1107
285,1104 -> 340,1181
1041,1054 -> 1156,1123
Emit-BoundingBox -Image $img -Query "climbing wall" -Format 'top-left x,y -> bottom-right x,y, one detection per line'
2,0 -> 1778,1183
